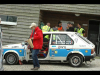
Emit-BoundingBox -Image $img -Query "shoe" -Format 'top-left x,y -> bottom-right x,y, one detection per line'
31,68 -> 35,70
33,67 -> 40,70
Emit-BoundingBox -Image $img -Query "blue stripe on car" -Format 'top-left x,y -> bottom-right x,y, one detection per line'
3,49 -> 24,56
49,49 -> 91,57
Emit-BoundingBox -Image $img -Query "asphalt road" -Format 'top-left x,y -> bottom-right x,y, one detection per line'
3,59 -> 100,71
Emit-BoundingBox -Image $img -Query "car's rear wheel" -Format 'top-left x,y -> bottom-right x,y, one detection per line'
5,53 -> 19,65
69,54 -> 83,67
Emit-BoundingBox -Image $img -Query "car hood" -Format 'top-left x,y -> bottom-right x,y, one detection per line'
2,43 -> 24,49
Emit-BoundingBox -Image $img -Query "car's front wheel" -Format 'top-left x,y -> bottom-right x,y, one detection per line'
5,53 -> 19,65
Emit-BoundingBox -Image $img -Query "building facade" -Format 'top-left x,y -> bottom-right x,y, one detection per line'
0,4 -> 100,46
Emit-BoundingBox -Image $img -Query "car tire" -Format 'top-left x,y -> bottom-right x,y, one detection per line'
69,54 -> 83,67
5,53 -> 19,65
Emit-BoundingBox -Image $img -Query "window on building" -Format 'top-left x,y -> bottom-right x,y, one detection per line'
0,15 -> 17,25
51,34 -> 74,45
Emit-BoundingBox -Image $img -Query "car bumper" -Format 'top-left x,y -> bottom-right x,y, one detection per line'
84,52 -> 96,61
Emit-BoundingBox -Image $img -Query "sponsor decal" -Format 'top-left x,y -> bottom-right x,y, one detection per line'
12,46 -> 19,48
69,43 -> 72,44
52,51 -> 55,55
52,46 -> 56,47
79,45 -> 86,47
74,38 -> 78,43
51,49 -> 56,50
71,35 -> 74,37
58,46 -> 60,49
85,50 -> 88,53
19,50 -> 22,52
73,49 -> 80,51
52,55 -> 54,57
55,51 -> 58,54
58,46 -> 66,49
66,41 -> 71,43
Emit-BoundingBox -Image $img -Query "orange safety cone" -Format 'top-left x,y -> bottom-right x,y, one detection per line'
19,60 -> 23,65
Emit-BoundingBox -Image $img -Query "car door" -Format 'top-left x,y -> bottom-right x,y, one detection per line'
49,33 -> 74,60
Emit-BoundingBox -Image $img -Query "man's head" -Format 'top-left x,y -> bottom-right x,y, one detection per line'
58,21 -> 62,26
67,22 -> 71,27
77,23 -> 82,28
70,23 -> 74,27
29,22 -> 37,30
47,22 -> 50,27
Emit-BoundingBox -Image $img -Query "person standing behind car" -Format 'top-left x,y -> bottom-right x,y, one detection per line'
74,26 -> 78,32
42,22 -> 51,32
42,22 -> 51,42
50,25 -> 59,32
57,21 -> 64,31
66,23 -> 74,32
66,22 -> 71,31
29,22 -> 43,70
77,23 -> 85,37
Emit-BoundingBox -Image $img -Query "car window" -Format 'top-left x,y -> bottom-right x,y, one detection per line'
52,34 -> 74,45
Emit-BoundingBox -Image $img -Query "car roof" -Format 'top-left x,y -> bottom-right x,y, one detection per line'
43,31 -> 77,34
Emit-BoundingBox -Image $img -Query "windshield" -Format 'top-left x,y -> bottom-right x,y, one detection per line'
75,33 -> 91,44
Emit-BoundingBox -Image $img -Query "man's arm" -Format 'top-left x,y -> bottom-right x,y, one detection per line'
82,30 -> 85,37
83,33 -> 85,37
66,27 -> 71,31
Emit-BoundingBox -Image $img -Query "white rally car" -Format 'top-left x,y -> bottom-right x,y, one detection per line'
2,31 -> 96,67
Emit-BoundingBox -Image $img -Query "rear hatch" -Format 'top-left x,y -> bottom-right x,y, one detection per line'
75,33 -> 95,48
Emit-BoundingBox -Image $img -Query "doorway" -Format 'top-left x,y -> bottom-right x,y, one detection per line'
88,20 -> 100,56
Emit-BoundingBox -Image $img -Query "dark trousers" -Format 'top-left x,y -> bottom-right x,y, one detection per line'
32,49 -> 40,68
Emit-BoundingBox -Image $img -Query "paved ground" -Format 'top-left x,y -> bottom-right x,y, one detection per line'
3,58 -> 100,71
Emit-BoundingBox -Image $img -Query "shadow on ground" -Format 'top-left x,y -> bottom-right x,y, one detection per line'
22,60 -> 93,68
